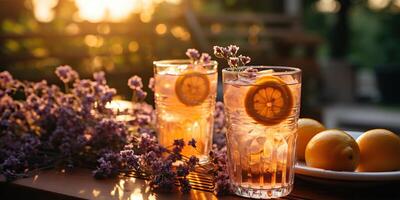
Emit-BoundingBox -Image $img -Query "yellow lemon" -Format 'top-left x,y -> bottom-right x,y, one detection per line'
305,129 -> 360,171
356,129 -> 400,172
296,118 -> 326,161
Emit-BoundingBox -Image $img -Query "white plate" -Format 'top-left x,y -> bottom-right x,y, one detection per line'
294,131 -> 400,181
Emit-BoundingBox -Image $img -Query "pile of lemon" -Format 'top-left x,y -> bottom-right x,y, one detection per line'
296,118 -> 400,172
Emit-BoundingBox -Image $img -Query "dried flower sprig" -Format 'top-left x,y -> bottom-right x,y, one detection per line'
186,48 -> 211,64
213,45 -> 251,70
128,75 -> 147,102
209,145 -> 232,196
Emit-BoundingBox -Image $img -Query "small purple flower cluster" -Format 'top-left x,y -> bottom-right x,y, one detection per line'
185,48 -> 211,64
209,146 -> 232,196
213,102 -> 227,148
0,66 -> 138,181
128,75 -> 147,102
55,65 -> 79,83
93,133 -> 199,193
213,45 -> 251,69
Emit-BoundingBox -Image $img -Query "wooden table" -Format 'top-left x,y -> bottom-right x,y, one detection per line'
1,169 -> 399,200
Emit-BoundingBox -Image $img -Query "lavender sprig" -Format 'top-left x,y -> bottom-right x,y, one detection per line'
213,45 -> 251,71
128,75 -> 147,102
209,146 -> 233,196
186,48 -> 211,64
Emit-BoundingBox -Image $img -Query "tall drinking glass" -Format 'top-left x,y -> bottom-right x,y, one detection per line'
154,60 -> 218,164
223,66 -> 301,199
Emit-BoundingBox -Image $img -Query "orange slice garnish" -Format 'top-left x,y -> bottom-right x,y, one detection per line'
175,72 -> 210,106
244,76 -> 293,125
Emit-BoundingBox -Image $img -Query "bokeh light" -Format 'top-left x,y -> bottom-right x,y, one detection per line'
368,0 -> 391,10
129,41 -> 140,52
315,0 -> 341,13
32,0 -> 59,22
155,24 -> 168,35
171,26 -> 191,41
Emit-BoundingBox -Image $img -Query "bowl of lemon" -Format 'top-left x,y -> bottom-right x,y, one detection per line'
295,118 -> 400,182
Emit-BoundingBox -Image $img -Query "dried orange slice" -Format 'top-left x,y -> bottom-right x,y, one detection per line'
244,76 -> 293,125
175,72 -> 210,106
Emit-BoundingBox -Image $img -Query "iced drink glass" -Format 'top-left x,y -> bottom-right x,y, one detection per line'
223,66 -> 301,199
154,59 -> 218,164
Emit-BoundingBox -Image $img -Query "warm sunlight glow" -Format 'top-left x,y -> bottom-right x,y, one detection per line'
368,0 -> 391,10
32,0 -> 59,22
315,0 -> 341,13
31,0 -> 181,22
73,0 -> 180,22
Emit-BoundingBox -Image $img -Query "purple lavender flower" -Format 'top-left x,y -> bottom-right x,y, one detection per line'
185,48 -> 200,60
200,53 -> 211,63
187,156 -> 199,170
179,178 -> 191,193
209,146 -> 233,195
91,119 -> 127,151
134,88 -> 147,102
176,164 -> 189,177
127,75 -> 143,90
188,138 -> 196,148
2,155 -> 20,168
0,71 -> 13,88
149,160 -> 176,192
93,71 -> 106,85
212,45 -> 251,70
239,55 -> 251,65
227,45 -> 239,56
222,47 -> 231,58
120,149 -> 139,170
100,88 -> 116,104
213,46 -> 224,58
55,65 -> 78,83
173,139 -> 185,148
214,171 -> 232,196
228,57 -> 239,67
93,158 -> 114,179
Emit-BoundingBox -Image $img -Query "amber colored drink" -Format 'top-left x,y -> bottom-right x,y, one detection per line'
154,60 -> 218,163
223,66 -> 301,199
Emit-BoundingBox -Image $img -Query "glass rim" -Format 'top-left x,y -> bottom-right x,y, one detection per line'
153,59 -> 218,67
222,66 -> 301,75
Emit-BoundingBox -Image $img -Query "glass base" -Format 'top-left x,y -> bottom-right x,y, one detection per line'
232,184 -> 293,199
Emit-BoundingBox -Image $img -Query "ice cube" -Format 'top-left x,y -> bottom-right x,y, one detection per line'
154,74 -> 176,96
257,69 -> 274,76
249,137 -> 265,154
280,74 -> 298,85
223,83 -> 246,109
